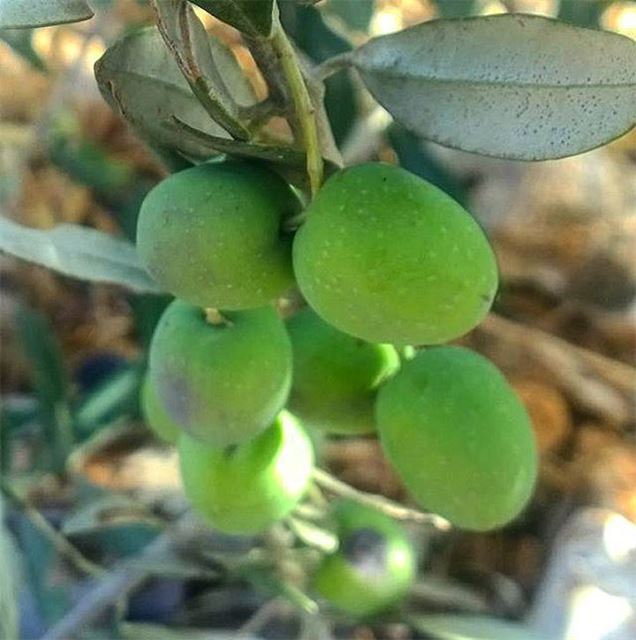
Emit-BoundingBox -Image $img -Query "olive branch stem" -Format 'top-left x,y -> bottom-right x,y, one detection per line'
313,468 -> 451,531
0,480 -> 104,579
269,14 -> 324,197
314,52 -> 353,82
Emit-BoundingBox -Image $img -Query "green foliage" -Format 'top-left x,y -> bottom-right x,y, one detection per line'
558,0 -> 609,28
74,363 -> 145,438
293,163 -> 498,345
0,28 -> 47,70
0,0 -> 93,29
190,0 -> 275,38
279,1 -> 357,144
376,347 -> 537,530
153,0 -> 255,139
388,124 -> 468,207
0,216 -> 161,293
94,27 -> 231,162
178,411 -> 314,534
434,0 -> 477,18
16,305 -> 73,472
0,498 -> 20,640
327,0 -> 375,32
5,1 -> 634,633
137,161 -> 298,310
148,300 -> 292,447
352,14 -> 636,160
287,307 -> 400,435
409,614 -> 546,639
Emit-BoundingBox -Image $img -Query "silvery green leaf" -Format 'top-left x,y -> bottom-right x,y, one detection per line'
153,0 -> 254,139
190,0 -> 275,38
351,14 -> 636,160
0,0 -> 93,28
0,28 -> 47,70
94,27 -> 231,161
409,614 -> 548,640
0,216 -> 161,293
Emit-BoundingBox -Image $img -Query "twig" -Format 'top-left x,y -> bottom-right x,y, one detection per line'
0,480 -> 103,579
269,15 -> 323,196
312,469 -> 451,531
151,0 -> 250,140
235,598 -> 288,638
40,515 -> 200,640
314,52 -> 353,81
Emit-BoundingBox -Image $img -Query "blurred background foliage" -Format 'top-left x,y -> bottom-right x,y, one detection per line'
1,0 -> 635,638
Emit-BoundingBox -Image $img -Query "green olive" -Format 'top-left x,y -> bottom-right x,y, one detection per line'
137,161 -> 299,310
149,300 -> 291,447
293,163 -> 498,345
376,346 -> 538,531
313,500 -> 416,617
178,411 -> 314,534
287,307 -> 400,434
140,373 -> 180,444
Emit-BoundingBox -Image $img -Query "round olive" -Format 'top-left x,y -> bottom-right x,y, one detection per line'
287,307 -> 400,434
376,346 -> 538,531
293,163 -> 498,345
137,161 -> 299,310
140,373 -> 180,444
313,500 -> 416,617
178,411 -> 314,534
149,300 -> 291,447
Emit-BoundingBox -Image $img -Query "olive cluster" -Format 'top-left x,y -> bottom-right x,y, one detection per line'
137,159 -> 538,614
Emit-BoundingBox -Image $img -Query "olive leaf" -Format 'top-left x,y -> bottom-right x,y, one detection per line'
0,216 -> 161,293
351,14 -> 636,160
409,614 -> 545,640
152,0 -> 254,139
434,0 -> 477,18
190,0 -> 275,38
0,0 -> 93,28
169,117 -> 305,166
0,28 -> 47,71
94,27 -> 231,161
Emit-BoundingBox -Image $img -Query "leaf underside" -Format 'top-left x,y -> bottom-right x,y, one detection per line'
0,216 -> 161,293
0,0 -> 93,29
353,14 -> 636,160
94,27 -> 232,161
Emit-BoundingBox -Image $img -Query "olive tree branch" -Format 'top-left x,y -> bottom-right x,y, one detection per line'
0,480 -> 104,579
269,14 -> 324,197
313,468 -> 451,531
314,52 -> 353,82
151,0 -> 250,140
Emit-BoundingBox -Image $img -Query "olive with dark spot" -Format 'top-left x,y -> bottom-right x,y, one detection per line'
313,500 -> 416,617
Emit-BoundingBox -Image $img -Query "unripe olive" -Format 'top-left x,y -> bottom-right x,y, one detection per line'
149,300 -> 291,447
137,161 -> 299,310
293,163 -> 498,345
313,500 -> 416,617
376,346 -> 537,531
287,308 -> 400,434
178,411 -> 314,534
140,373 -> 180,444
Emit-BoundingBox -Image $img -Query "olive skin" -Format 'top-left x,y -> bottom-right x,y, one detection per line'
137,161 -> 299,310
149,300 -> 292,448
140,374 -> 180,444
293,163 -> 498,345
313,500 -> 416,617
376,346 -> 538,531
287,308 -> 400,434
178,411 -> 314,534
